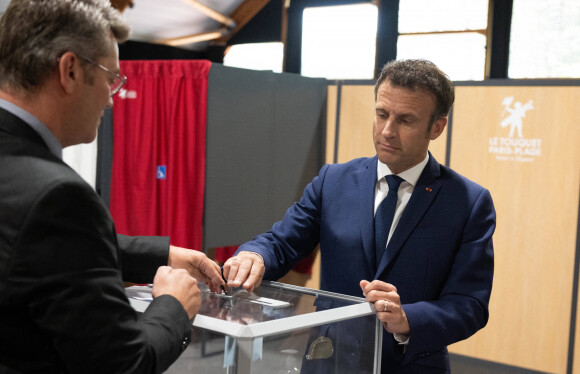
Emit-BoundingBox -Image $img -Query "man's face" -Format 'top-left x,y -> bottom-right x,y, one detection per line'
372,81 -> 446,174
73,40 -> 119,145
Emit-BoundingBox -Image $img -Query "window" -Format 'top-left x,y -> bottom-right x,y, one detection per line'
509,0 -> 580,78
301,3 -> 378,79
397,0 -> 489,81
223,42 -> 284,73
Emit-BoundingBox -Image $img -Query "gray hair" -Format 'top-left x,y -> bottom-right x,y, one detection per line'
0,0 -> 130,92
375,59 -> 455,125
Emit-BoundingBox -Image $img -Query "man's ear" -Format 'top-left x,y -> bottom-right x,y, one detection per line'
429,116 -> 448,140
57,52 -> 80,95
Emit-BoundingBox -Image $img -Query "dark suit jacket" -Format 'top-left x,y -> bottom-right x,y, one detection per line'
237,155 -> 495,373
0,108 -> 190,374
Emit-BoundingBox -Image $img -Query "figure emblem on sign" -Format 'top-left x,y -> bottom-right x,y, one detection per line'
500,96 -> 534,138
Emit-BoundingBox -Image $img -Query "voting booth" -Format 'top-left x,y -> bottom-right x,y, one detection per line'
128,282 -> 382,374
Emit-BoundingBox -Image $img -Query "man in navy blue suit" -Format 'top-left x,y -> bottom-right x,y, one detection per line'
224,59 -> 495,373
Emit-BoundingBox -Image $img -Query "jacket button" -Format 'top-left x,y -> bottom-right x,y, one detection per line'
181,335 -> 190,351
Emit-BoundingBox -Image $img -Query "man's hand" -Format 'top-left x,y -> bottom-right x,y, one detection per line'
152,266 -> 200,320
222,251 -> 265,293
360,280 -> 410,338
168,245 -> 224,293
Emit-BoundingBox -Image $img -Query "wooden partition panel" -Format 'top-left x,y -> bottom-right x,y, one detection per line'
205,65 -> 327,249
574,262 -> 580,373
336,85 -> 376,163
448,85 -> 580,373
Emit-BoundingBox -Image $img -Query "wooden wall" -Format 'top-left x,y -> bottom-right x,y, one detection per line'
449,84 -> 580,373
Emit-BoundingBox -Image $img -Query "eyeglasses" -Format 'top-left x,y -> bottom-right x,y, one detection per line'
80,56 -> 127,97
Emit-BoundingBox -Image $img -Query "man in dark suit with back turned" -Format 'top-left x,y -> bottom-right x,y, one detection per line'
0,1 -> 224,373
224,59 -> 496,373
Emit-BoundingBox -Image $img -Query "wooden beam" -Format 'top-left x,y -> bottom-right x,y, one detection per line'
214,0 -> 271,44
399,29 -> 488,36
181,0 -> 236,28
157,27 -> 230,47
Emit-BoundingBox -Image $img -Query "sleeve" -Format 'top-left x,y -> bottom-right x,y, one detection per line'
117,234 -> 170,284
13,181 -> 190,374
401,187 -> 495,362
236,164 -> 330,281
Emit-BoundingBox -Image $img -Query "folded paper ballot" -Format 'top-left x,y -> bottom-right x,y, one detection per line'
228,289 -> 291,308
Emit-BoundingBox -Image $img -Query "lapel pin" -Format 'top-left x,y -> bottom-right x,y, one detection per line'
426,187 -> 432,192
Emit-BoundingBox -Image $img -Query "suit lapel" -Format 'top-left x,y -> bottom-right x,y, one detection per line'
376,154 -> 442,277
357,156 -> 379,275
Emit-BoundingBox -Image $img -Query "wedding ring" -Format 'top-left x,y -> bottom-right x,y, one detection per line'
383,300 -> 389,312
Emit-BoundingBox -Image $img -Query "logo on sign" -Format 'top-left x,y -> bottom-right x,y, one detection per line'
500,97 -> 534,138
156,166 -> 167,180
488,96 -> 542,163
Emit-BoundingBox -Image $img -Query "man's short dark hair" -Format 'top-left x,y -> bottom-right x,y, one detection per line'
375,59 -> 455,125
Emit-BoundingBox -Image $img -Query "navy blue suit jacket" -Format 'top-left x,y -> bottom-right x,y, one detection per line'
238,154 -> 495,373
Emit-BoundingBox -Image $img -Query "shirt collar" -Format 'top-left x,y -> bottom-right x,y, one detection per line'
377,153 -> 430,187
0,99 -> 63,159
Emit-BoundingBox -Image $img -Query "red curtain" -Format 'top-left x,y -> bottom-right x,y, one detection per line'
110,60 -> 211,250
214,246 -> 239,264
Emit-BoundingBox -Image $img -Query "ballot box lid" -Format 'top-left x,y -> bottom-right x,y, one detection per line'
127,280 -> 375,339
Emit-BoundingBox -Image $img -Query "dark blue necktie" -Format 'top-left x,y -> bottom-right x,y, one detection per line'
375,174 -> 404,267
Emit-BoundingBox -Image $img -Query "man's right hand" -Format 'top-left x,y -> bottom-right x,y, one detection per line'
222,251 -> 265,293
152,266 -> 200,320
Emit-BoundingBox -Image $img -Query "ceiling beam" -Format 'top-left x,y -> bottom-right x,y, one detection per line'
152,0 -> 271,48
214,0 -> 271,44
157,27 -> 230,47
181,0 -> 236,28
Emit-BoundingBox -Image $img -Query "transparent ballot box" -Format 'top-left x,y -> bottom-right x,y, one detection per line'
127,281 -> 382,374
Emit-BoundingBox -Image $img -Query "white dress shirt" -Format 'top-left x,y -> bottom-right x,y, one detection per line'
374,154 -> 430,246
